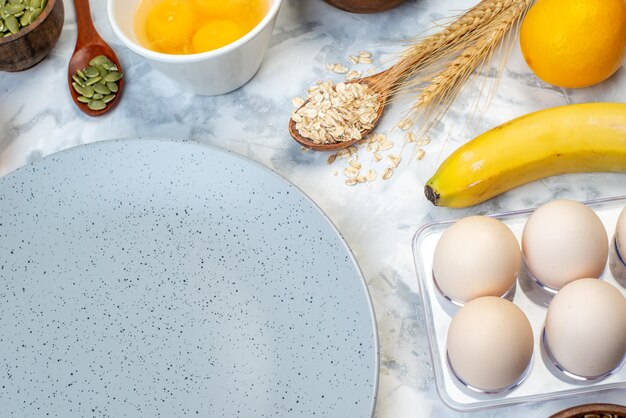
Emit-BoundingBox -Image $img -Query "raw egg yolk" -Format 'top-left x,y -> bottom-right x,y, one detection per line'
192,20 -> 247,52
192,0 -> 239,17
145,0 -> 196,54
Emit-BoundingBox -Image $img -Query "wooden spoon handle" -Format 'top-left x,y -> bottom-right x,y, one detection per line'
73,0 -> 100,48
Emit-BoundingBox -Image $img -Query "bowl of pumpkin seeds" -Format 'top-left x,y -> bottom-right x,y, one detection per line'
0,0 -> 64,72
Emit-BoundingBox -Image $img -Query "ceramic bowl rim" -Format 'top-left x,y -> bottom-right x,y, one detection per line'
0,0 -> 57,46
106,0 -> 283,63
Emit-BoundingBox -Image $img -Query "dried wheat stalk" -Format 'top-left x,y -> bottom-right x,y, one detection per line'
408,0 -> 532,135
373,0 -> 521,94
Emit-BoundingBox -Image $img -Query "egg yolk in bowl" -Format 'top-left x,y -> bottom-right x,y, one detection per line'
134,0 -> 269,55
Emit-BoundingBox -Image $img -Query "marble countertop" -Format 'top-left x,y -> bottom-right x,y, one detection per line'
1,0 -> 626,416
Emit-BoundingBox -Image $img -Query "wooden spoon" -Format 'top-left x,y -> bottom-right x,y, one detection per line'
68,0 -> 123,116
289,67 -> 395,152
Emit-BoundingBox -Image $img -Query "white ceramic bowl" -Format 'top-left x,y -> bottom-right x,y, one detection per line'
107,0 -> 283,95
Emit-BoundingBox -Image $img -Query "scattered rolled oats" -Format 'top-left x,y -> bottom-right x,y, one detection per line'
366,169 -> 377,182
346,70 -> 362,81
291,80 -> 381,145
326,63 -> 349,74
337,148 -> 351,158
292,96 -> 305,108
345,178 -> 358,186
358,51 -> 372,63
349,160 -> 362,170
416,149 -> 426,160
327,154 -> 337,165
348,55 -> 359,64
398,118 -> 413,130
373,151 -> 382,162
380,140 -> 394,151
405,132 -> 416,143
344,167 -> 359,178
388,155 -> 401,168
382,168 -> 394,180
333,170 -> 339,176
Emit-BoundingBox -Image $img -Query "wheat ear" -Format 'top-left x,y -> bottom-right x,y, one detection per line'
407,0 -> 532,135
373,0 -> 521,93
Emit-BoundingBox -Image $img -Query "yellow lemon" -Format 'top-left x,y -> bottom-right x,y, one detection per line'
520,0 -> 626,88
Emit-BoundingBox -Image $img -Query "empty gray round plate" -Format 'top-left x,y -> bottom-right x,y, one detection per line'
0,138 -> 378,417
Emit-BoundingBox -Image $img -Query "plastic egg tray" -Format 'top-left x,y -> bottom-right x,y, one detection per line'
412,195 -> 626,411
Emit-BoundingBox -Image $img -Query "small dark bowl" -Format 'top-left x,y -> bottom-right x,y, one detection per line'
0,0 -> 64,72
323,0 -> 406,13
549,403 -> 626,418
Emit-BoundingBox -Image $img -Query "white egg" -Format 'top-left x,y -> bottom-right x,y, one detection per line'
433,216 -> 521,304
522,200 -> 608,291
545,279 -> 626,378
447,297 -> 534,391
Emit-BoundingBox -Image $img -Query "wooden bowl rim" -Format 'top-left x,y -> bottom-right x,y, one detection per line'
0,0 -> 58,45
549,403 -> 626,418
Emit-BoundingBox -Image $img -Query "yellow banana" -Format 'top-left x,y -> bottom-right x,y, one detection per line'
425,102 -> 626,208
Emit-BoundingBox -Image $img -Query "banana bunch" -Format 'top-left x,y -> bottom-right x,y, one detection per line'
425,103 -> 626,208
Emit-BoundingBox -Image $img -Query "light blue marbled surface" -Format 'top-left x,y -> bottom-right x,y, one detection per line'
1,0 -> 626,416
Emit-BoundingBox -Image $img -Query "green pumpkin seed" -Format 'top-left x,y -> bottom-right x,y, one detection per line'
106,82 -> 118,93
82,85 -> 94,98
83,67 -> 99,78
89,55 -> 109,66
40,0 -> 46,9
72,74 -> 85,87
104,72 -> 122,82
93,83 -> 110,95
76,69 -> 86,80
72,82 -> 86,96
0,21 -> 4,32
77,96 -> 91,104
7,0 -> 22,5
102,62 -> 117,71
88,100 -> 106,111
13,10 -> 23,18
5,14 -> 18,33
29,0 -> 41,8
97,64 -> 107,78
29,6 -> 40,21
19,9 -> 30,25
85,76 -> 102,86
0,0 -> 6,7
102,94 -> 116,104
92,93 -> 104,100
5,4 -> 25,14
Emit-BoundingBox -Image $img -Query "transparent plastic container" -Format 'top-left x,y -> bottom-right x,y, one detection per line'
412,195 -> 626,412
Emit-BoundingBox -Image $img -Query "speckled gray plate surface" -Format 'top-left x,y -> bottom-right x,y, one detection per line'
0,138 -> 378,418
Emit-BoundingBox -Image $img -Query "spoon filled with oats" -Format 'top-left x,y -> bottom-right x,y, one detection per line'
289,70 -> 391,152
